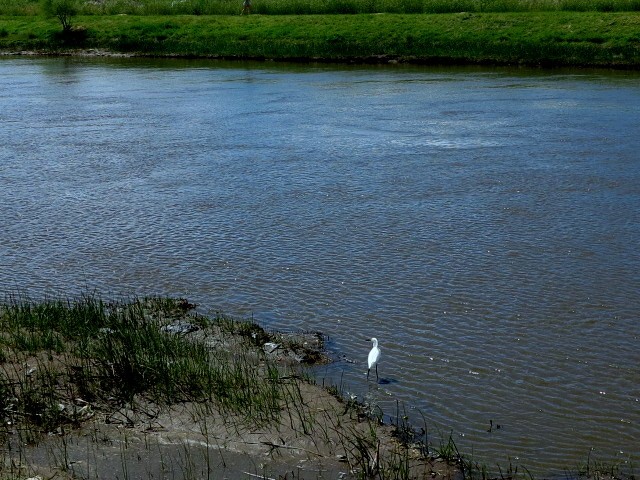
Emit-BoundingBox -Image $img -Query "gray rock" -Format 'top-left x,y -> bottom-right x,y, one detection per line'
263,342 -> 280,354
161,321 -> 199,335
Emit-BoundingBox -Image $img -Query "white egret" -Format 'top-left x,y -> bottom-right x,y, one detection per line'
367,337 -> 381,382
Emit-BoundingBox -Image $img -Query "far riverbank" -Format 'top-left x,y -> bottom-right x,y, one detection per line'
1,12 -> 639,68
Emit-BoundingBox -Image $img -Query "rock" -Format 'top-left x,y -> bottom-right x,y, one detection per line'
161,321 -> 199,335
263,342 -> 280,354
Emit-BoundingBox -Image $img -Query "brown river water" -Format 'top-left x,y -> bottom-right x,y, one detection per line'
1,57 -> 638,477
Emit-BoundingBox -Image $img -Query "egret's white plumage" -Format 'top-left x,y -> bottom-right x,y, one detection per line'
367,337 -> 381,381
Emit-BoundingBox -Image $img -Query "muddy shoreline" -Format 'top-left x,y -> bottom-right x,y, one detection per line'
2,46 -> 638,70
0,48 -> 497,66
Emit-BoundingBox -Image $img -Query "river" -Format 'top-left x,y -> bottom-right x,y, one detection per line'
1,57 -> 638,476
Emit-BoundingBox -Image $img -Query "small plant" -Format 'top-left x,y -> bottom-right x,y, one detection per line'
435,433 -> 462,464
573,448 -> 637,480
42,0 -> 78,32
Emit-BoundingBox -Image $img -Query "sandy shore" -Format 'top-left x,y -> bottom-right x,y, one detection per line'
13,385 -> 461,479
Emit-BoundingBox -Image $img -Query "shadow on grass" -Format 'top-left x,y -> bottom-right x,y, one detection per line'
51,26 -> 88,47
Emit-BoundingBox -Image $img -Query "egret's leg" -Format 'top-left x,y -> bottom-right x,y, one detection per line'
375,364 -> 379,382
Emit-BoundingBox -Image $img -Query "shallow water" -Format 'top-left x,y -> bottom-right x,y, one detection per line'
1,57 -> 639,476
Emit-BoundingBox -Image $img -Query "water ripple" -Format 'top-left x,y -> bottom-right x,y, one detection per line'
1,58 -> 640,476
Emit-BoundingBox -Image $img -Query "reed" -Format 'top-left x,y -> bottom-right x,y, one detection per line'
0,294 -> 285,442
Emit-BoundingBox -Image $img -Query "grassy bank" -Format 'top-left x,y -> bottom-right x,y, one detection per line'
1,12 -> 639,67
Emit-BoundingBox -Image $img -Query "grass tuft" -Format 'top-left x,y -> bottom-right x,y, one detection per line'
0,294 -> 285,440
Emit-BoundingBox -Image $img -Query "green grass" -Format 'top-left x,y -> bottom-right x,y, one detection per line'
0,295 -> 285,439
1,0 -> 640,15
1,12 -> 639,67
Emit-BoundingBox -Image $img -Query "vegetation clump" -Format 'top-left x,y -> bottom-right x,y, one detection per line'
41,0 -> 78,32
0,295 -> 288,431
